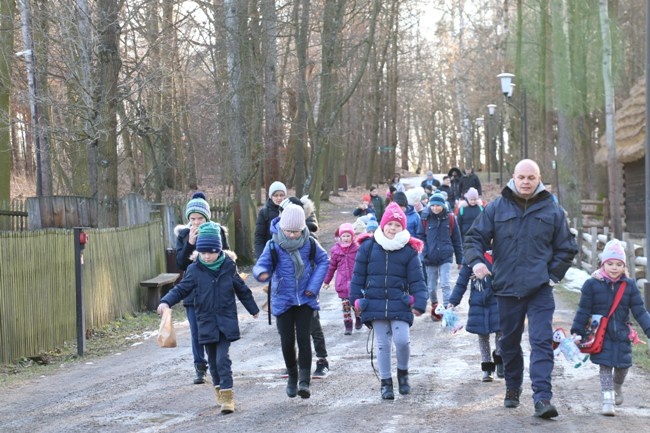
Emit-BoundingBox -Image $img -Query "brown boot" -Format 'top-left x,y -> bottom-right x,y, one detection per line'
214,386 -> 223,405
219,389 -> 235,414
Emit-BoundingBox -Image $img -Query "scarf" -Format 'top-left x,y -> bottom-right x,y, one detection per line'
373,228 -> 410,251
594,267 -> 624,284
274,227 -> 310,280
199,251 -> 225,272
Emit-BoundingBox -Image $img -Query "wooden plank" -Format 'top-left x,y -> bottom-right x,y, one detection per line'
140,273 -> 180,287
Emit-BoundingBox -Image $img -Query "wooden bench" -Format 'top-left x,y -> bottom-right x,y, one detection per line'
140,273 -> 180,311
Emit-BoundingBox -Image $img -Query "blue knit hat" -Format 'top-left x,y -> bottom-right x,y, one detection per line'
429,192 -> 447,207
365,219 -> 379,233
185,192 -> 211,221
196,222 -> 222,253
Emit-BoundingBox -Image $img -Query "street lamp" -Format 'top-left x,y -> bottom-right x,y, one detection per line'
475,117 -> 484,173
497,72 -> 528,159
487,103 -> 505,186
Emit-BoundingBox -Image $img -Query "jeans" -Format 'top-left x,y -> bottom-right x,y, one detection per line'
205,335 -> 232,389
373,319 -> 410,380
276,305 -> 314,370
185,305 -> 207,366
497,284 -> 555,403
426,262 -> 452,305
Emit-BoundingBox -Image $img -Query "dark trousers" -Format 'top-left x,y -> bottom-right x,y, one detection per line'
497,284 -> 555,404
205,334 -> 232,389
276,305 -> 314,371
186,305 -> 207,366
311,311 -> 328,359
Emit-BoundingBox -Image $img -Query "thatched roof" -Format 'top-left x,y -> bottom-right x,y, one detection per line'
595,77 -> 646,164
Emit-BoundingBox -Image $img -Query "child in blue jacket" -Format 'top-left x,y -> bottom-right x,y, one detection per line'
448,251 -> 502,382
253,204 -> 329,399
158,222 -> 259,414
570,239 -> 650,416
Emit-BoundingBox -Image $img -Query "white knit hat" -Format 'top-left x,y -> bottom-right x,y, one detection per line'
268,181 -> 287,198
278,204 -> 306,231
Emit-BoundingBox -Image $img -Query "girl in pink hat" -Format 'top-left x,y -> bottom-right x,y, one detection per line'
323,223 -> 361,334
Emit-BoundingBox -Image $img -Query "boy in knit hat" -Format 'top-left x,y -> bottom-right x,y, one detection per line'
253,204 -> 330,399
160,222 -> 260,414
175,192 -> 230,385
571,239 -> 650,416
422,192 -> 463,320
254,181 -> 288,258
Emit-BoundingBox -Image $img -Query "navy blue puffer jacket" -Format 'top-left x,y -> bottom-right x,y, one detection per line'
422,209 -> 463,266
161,254 -> 260,343
571,276 -> 650,368
449,258 -> 499,335
349,235 -> 427,327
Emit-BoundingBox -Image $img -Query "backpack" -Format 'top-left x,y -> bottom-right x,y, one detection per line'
422,213 -> 456,236
266,237 -> 317,324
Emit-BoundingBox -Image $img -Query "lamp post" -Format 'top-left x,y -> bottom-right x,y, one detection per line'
486,104 -> 497,182
497,72 -> 528,159
475,117 -> 484,172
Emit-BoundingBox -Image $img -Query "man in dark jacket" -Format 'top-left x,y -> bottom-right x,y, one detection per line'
463,159 -> 577,420
459,167 -> 482,197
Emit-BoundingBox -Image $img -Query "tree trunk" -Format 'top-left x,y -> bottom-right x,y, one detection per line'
93,0 -> 122,227
599,0 -> 622,237
0,0 -> 13,202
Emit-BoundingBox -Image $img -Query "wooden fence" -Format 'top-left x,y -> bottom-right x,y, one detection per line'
570,223 -> 647,285
0,221 -> 165,364
0,199 -> 28,231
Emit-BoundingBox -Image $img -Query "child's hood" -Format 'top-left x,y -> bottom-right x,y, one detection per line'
300,195 -> 315,216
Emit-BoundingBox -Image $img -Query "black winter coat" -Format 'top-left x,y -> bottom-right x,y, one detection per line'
449,258 -> 499,335
254,199 -> 281,258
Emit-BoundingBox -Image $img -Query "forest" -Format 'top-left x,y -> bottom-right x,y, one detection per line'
0,0 -> 645,254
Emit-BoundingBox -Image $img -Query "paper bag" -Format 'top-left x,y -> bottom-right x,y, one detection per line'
157,308 -> 177,348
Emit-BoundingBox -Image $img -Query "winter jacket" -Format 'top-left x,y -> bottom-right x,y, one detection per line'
323,242 -> 359,299
254,199 -> 281,258
456,203 -> 483,239
371,195 -> 386,222
449,255 -> 499,335
404,205 -> 424,240
463,182 -> 578,298
570,276 -> 650,368
349,234 -> 427,327
353,204 -> 376,217
422,209 -> 463,266
252,219 -> 330,316
459,172 -> 482,196
300,196 -> 320,240
160,254 -> 259,344
175,223 -> 230,307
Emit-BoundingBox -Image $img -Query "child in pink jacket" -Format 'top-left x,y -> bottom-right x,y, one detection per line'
323,223 -> 361,334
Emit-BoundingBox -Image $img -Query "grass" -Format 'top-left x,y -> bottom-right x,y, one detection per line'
0,305 -> 188,388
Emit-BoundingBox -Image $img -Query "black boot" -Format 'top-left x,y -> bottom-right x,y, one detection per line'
397,369 -> 411,395
492,351 -> 504,379
298,368 -> 311,399
481,362 -> 495,382
193,363 -> 207,384
381,378 -> 395,400
286,366 -> 298,398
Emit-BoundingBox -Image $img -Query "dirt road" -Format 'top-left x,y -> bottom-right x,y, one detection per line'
2,189 -> 650,433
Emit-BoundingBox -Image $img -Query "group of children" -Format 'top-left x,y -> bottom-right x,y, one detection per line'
156,178 -> 650,418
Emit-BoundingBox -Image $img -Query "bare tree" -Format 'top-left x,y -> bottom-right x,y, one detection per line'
599,0 -> 622,237
0,0 -> 13,201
